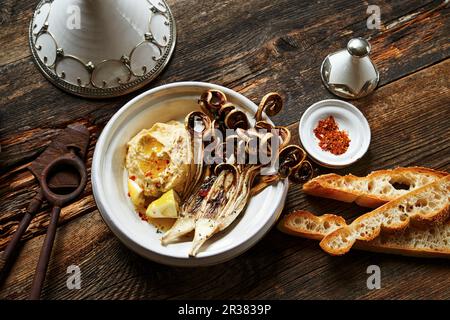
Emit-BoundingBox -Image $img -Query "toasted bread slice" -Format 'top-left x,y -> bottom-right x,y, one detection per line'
278,211 -> 346,240
278,210 -> 450,258
303,167 -> 448,208
318,175 -> 450,255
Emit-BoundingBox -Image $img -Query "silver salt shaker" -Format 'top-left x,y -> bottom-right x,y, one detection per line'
320,38 -> 379,99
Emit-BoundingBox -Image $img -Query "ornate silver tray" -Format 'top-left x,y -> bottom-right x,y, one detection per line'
29,0 -> 176,98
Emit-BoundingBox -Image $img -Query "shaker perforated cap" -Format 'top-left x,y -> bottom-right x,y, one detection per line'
347,38 -> 371,57
320,37 -> 379,99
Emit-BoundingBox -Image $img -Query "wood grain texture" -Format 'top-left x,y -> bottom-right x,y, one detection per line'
1,1 -> 449,156
0,0 -> 449,299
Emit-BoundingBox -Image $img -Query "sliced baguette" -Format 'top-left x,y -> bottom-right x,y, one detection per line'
278,210 -> 450,258
278,211 -> 346,241
319,175 -> 450,255
303,167 -> 448,208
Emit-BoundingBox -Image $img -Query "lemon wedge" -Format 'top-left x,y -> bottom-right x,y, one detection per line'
128,178 -> 144,207
146,189 -> 180,219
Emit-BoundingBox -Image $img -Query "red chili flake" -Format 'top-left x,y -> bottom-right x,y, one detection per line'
130,175 -> 136,181
145,172 -> 152,177
138,211 -> 147,221
313,115 -> 350,155
127,192 -> 131,197
199,188 -> 210,197
155,182 -> 161,188
165,159 -> 170,164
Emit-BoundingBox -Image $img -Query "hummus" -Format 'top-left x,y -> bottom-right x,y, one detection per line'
125,121 -> 192,198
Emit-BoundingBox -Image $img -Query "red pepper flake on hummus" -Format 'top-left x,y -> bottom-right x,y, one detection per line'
138,211 -> 147,221
313,115 -> 350,155
198,188 -> 210,197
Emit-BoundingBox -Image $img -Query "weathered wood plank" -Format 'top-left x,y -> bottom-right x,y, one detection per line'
1,58 -> 448,254
0,1 -> 35,66
1,208 -> 450,300
1,1 -> 448,170
0,59 -> 449,299
0,0 -> 438,67
1,0 -> 449,300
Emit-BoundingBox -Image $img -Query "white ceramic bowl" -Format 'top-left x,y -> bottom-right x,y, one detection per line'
299,99 -> 371,169
92,82 -> 288,267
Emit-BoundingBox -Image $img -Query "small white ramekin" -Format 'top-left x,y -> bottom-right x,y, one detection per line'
299,99 -> 371,169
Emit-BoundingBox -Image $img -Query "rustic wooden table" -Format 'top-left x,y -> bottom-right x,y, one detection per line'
1,0 -> 449,300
